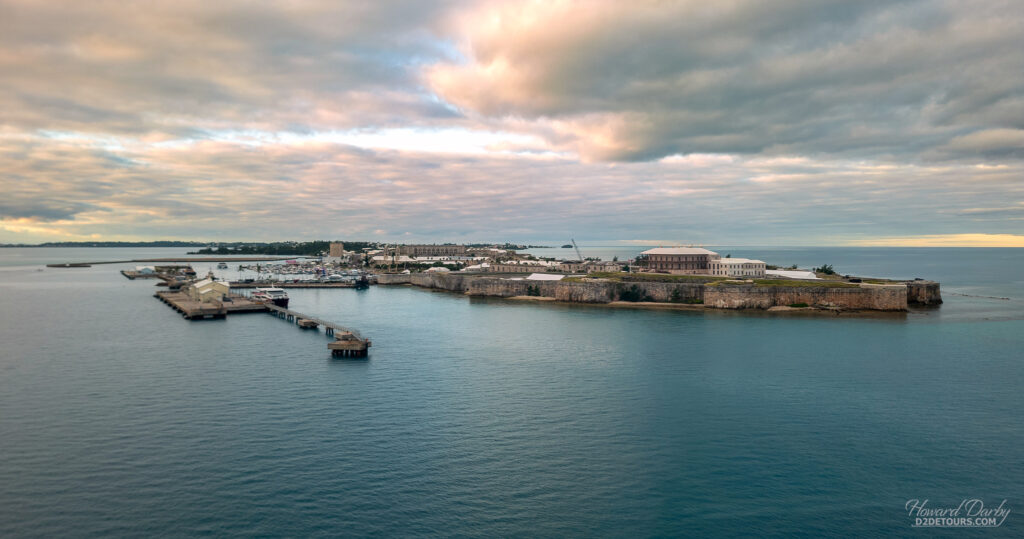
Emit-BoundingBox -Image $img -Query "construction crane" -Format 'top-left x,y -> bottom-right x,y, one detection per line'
571,238 -> 584,261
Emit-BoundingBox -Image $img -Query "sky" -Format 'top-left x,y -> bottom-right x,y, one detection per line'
1,0 -> 1023,246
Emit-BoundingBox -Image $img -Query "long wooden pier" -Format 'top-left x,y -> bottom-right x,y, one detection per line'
264,304 -> 372,357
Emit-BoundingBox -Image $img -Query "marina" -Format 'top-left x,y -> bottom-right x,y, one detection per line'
228,281 -> 362,288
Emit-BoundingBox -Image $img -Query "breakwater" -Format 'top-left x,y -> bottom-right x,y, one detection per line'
378,273 -> 942,311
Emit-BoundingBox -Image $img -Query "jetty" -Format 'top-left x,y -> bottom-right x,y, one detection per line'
264,304 -> 372,357
154,291 -> 267,319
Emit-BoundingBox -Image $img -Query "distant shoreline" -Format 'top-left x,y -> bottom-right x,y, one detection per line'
45,256 -> 300,267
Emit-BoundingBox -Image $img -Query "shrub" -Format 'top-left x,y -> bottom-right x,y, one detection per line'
618,284 -> 652,302
813,264 -> 836,275
789,302 -> 809,308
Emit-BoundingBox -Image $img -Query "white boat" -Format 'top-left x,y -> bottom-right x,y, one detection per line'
251,287 -> 289,308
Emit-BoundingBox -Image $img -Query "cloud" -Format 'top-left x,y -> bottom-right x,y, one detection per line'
427,0 -> 1024,162
2,132 -> 1022,244
0,0 -> 463,136
0,0 -> 1021,244
939,129 -> 1024,159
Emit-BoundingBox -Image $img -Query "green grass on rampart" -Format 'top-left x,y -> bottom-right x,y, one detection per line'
578,272 -> 728,283
707,279 -> 859,288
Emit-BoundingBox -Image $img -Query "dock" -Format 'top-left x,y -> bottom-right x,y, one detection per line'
264,304 -> 372,357
153,290 -> 372,357
154,291 -> 268,319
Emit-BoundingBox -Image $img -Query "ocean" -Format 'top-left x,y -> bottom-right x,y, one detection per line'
1,247 -> 1021,537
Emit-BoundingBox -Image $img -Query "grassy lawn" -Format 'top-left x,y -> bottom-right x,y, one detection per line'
707,279 -> 859,288
567,272 -> 862,288
572,272 -> 729,283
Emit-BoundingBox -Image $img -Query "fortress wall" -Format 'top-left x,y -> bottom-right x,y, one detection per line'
906,281 -> 942,305
379,272 -> 910,311
703,284 -> 907,311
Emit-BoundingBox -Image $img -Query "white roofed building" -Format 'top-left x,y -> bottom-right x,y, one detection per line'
526,273 -> 564,281
765,269 -> 818,280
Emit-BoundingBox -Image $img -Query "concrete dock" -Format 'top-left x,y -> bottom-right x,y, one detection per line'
154,291 -> 268,320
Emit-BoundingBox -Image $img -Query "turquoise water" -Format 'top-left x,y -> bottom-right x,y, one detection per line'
1,248 -> 1022,536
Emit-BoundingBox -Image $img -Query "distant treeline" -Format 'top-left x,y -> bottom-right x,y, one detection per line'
188,241 -> 379,256
0,241 -> 206,247
2,240 -> 550,252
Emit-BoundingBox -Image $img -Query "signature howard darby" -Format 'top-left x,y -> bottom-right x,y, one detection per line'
906,499 -> 1010,528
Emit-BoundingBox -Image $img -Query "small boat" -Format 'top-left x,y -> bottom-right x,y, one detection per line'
217,262 -> 228,269
251,287 -> 289,308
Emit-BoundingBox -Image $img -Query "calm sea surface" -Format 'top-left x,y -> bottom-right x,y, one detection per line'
1,247 -> 1022,537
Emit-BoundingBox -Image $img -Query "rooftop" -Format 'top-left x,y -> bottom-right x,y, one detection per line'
641,247 -> 718,255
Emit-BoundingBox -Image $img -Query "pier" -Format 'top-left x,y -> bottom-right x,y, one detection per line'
264,304 -> 372,357
153,288 -> 372,357
155,291 -> 268,319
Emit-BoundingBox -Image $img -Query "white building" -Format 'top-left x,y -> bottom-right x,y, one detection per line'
461,262 -> 491,272
765,269 -> 818,280
708,257 -> 767,278
526,273 -> 564,281
488,260 -> 559,273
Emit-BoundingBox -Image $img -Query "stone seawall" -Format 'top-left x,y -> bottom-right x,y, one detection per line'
379,272 -> 911,311
703,284 -> 907,311
906,281 -> 942,305
376,273 -> 412,285
464,278 -> 704,303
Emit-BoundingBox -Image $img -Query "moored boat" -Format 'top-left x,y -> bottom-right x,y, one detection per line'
251,287 -> 289,308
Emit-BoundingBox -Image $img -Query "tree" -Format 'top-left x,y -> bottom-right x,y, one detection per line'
813,264 -> 836,275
